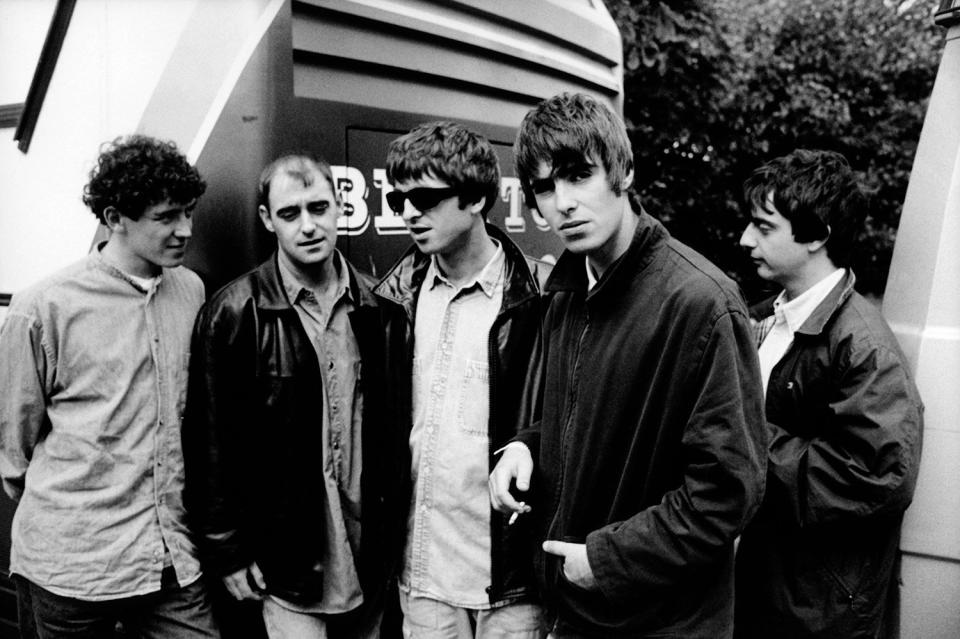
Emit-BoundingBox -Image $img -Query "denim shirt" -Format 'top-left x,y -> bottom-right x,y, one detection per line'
0,248 -> 204,600
401,244 -> 505,608
273,252 -> 365,614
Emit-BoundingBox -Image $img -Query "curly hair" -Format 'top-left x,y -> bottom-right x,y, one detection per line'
82,134 -> 206,223
743,149 -> 866,267
386,121 -> 501,217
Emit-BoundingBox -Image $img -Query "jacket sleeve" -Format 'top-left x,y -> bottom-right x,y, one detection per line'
182,299 -> 255,577
0,307 -> 50,502
586,308 -> 767,601
766,339 -> 922,527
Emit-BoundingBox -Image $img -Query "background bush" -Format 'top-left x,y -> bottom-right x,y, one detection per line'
607,0 -> 944,302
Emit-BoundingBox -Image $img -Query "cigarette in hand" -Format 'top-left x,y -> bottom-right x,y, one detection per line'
508,502 -> 527,526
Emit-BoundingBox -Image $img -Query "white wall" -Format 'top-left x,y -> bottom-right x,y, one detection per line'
0,0 -> 199,295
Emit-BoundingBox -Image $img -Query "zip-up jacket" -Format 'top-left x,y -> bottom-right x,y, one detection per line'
735,270 -> 923,639
373,224 -> 551,605
182,254 -> 399,605
515,209 -> 767,637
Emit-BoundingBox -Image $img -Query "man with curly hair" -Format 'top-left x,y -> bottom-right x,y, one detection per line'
0,134 -> 219,637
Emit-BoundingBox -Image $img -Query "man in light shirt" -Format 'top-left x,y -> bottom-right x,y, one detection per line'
375,121 -> 551,638
735,149 -> 924,639
0,135 -> 217,637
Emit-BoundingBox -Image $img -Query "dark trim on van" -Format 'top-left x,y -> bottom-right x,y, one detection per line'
15,0 -> 77,153
0,104 -> 23,129
936,0 -> 960,26
0,294 -> 11,308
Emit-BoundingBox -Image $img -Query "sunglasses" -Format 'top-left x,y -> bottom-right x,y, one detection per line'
385,187 -> 459,214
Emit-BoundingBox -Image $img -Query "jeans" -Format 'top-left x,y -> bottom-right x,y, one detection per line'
398,590 -> 545,639
262,596 -> 383,639
16,568 -> 219,639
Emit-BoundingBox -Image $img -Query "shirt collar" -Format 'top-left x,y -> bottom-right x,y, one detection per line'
92,242 -> 163,293
278,250 -> 353,306
426,240 -> 505,298
772,268 -> 845,334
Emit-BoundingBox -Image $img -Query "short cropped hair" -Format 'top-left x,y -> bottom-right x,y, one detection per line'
514,92 -> 633,208
258,154 -> 338,211
743,149 -> 866,266
82,134 -> 205,224
386,121 -> 501,217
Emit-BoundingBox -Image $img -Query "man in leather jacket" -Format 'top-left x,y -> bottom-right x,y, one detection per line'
184,155 -> 396,638
490,93 -> 767,638
734,149 -> 923,639
374,121 -> 551,638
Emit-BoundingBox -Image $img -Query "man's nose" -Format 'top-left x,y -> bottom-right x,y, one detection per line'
553,181 -> 576,214
299,209 -> 317,233
174,213 -> 192,238
401,200 -> 420,222
739,226 -> 755,249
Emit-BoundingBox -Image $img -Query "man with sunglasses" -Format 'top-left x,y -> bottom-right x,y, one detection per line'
184,154 -> 397,638
375,121 -> 551,638
489,93 -> 767,638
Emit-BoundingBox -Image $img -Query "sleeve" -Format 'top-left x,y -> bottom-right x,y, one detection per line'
766,339 -> 922,527
587,309 -> 768,601
0,306 -> 52,502
182,299 -> 255,577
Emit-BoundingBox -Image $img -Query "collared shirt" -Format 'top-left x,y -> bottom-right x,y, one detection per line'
757,268 -> 845,392
273,252 -> 365,614
0,247 -> 204,600
402,243 -> 506,608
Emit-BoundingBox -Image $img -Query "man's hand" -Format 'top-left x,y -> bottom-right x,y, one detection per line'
543,541 -> 598,591
489,443 -> 533,515
223,562 -> 266,601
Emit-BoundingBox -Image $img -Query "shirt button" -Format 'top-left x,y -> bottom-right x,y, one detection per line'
328,361 -> 334,370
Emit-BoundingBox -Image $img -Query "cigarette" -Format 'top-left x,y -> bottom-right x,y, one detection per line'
508,502 -> 527,526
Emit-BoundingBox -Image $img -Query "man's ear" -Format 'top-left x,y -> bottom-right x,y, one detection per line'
103,206 -> 125,232
621,168 -> 635,192
258,205 -> 275,233
807,225 -> 831,253
469,196 -> 486,215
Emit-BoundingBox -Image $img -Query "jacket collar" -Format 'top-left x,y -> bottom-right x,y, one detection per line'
545,203 -> 666,299
373,224 -> 540,315
795,268 -> 856,336
254,251 -> 377,312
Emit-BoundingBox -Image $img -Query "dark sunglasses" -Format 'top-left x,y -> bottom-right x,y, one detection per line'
385,187 -> 459,214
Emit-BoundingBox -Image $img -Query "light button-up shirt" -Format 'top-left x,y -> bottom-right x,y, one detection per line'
402,243 -> 506,608
0,248 -> 204,600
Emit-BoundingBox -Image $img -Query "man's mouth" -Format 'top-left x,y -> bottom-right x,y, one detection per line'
559,220 -> 587,231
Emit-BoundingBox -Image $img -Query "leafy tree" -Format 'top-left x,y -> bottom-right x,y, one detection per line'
608,0 -> 944,302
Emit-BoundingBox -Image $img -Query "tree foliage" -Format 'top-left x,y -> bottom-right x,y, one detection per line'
607,0 -> 944,302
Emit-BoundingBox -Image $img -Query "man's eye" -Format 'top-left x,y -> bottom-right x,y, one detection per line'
307,203 -> 329,214
531,179 -> 554,194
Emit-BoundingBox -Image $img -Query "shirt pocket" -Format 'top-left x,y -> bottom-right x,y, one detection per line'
456,358 -> 489,437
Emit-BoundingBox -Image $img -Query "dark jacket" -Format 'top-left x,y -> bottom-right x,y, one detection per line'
515,210 -> 767,637
735,270 -> 923,639
183,254 -> 398,605
373,224 -> 551,605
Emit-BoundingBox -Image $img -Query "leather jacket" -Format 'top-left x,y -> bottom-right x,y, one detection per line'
373,224 -> 552,605
735,270 -> 923,639
183,254 -> 399,605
